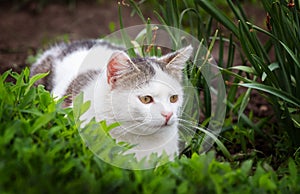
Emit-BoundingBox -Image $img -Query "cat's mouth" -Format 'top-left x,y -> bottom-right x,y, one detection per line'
118,119 -> 177,137
145,120 -> 176,129
162,121 -> 174,127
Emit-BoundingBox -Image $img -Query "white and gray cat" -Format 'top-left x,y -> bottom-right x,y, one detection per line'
31,39 -> 193,161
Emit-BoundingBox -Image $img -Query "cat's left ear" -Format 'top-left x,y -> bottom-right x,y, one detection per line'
107,51 -> 139,88
157,45 -> 193,79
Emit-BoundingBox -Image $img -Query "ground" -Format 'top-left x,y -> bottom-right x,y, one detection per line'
0,1 -> 155,73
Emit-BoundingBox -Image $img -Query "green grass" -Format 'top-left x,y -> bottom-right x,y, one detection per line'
195,0 -> 300,148
0,41 -> 299,194
0,70 -> 299,193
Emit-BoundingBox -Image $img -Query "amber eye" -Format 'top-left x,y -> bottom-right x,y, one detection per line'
139,95 -> 154,104
170,95 -> 178,103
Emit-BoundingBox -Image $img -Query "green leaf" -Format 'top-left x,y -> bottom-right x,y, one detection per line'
108,22 -> 116,33
73,92 -> 84,121
118,2 -> 136,57
128,0 -> 147,23
80,100 -> 91,116
19,87 -> 36,109
229,66 -> 257,75
280,42 -> 300,69
240,160 -> 253,175
261,62 -> 279,81
288,158 -> 297,181
259,173 -> 277,191
26,72 -> 49,94
249,22 -> 300,69
238,87 -> 251,121
239,83 -> 300,107
106,122 -> 120,133
31,112 -> 56,134
1,121 -> 21,146
197,0 -> 238,36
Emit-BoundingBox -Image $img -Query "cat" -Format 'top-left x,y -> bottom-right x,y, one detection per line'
30,39 -> 193,161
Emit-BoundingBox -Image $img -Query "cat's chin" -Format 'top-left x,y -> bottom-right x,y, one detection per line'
142,120 -> 177,129
127,122 -> 176,136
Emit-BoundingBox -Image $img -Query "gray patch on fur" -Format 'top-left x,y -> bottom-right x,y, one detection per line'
57,40 -> 125,60
30,55 -> 55,90
146,57 -> 183,81
63,70 -> 101,106
114,57 -> 156,89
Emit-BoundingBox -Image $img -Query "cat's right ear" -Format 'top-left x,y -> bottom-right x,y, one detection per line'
107,51 -> 138,88
157,45 -> 193,80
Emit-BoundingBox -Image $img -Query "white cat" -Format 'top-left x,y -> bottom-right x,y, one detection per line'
31,39 -> 193,161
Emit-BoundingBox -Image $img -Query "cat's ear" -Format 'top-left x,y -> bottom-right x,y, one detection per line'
158,45 -> 193,70
107,51 -> 138,87
157,45 -> 193,79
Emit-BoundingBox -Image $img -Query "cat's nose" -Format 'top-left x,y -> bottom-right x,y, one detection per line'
161,111 -> 173,124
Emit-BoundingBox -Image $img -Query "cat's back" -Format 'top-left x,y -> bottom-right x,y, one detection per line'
31,39 -> 124,98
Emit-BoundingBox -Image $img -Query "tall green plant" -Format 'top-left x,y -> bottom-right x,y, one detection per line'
197,0 -> 300,147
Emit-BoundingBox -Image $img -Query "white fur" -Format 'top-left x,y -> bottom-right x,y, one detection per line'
78,63 -> 183,160
33,41 -> 192,161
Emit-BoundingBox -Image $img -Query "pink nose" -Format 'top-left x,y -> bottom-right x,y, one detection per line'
161,111 -> 173,124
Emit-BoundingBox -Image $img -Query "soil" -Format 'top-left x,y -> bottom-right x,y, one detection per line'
0,1 -> 155,73
0,1 -> 274,120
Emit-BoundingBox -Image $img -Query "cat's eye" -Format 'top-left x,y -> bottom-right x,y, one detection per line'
139,95 -> 154,104
170,95 -> 178,103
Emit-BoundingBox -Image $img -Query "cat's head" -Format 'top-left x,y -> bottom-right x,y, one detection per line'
106,46 -> 193,135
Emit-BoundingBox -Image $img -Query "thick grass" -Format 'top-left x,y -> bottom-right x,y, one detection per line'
0,69 -> 299,193
196,0 -> 300,147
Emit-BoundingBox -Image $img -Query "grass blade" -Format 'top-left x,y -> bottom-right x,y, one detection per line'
240,83 -> 300,107
196,0 -> 238,36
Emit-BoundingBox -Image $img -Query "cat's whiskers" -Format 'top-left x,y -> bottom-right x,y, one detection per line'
112,115 -> 178,139
177,123 -> 216,149
112,120 -> 151,139
177,118 -> 231,144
